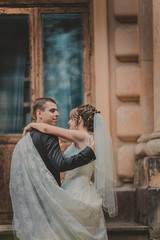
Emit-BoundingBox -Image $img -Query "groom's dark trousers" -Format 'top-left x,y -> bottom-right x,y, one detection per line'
30,129 -> 95,186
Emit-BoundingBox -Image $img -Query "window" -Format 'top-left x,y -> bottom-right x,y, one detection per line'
0,14 -> 30,133
42,14 -> 84,128
0,6 -> 92,133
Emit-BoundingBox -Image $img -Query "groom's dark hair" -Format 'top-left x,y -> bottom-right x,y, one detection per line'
32,97 -> 56,121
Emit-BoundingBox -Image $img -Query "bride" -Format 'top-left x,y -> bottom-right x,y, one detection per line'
11,104 -> 117,240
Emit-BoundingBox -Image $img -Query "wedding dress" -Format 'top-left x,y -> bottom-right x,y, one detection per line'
62,136 -> 108,239
10,114 -> 117,240
10,133 -> 108,240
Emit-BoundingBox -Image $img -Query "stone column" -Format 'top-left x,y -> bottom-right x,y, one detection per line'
93,0 -> 110,128
135,1 -> 160,239
153,0 -> 160,132
144,0 -> 160,150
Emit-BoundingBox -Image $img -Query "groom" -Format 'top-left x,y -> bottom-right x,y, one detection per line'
30,97 -> 95,186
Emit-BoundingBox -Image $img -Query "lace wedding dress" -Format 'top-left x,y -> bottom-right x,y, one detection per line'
10,133 -> 108,240
62,135 -> 108,239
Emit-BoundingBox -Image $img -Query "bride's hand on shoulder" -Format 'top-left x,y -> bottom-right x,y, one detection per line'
22,123 -> 33,137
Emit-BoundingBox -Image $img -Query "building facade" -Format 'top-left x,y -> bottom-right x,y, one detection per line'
0,0 -> 160,239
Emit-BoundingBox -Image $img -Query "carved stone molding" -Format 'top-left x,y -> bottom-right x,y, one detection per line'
146,138 -> 160,156
136,132 -> 160,158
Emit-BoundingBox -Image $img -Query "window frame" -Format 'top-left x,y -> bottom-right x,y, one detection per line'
0,4 -> 94,136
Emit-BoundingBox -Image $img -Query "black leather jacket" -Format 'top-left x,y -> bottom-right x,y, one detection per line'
30,129 -> 96,186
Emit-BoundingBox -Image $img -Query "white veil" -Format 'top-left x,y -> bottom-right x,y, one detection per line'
94,113 -> 118,217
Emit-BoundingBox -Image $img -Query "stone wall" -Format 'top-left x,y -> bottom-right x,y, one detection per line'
107,0 -> 153,185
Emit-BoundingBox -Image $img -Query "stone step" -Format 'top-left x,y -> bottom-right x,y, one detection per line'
107,222 -> 149,240
0,223 -> 149,240
0,225 -> 14,240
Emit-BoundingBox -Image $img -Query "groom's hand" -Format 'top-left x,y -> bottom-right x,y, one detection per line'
87,137 -> 95,152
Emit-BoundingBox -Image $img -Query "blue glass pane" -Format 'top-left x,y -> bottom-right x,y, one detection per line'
42,14 -> 84,128
0,15 -> 29,133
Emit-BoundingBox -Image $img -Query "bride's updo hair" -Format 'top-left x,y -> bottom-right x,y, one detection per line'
74,104 -> 100,132
69,107 -> 78,120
